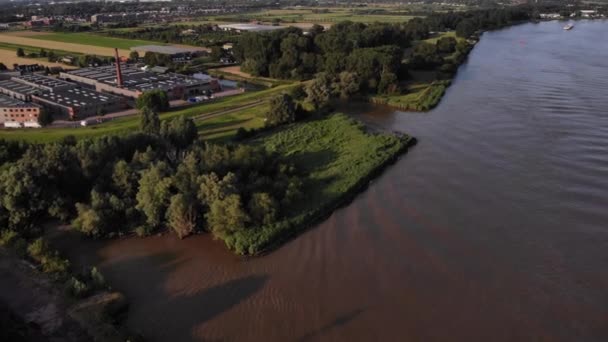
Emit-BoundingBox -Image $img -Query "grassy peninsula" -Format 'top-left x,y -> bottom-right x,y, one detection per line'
226,113 -> 413,254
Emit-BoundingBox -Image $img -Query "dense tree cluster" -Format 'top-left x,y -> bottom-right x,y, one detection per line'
0,113 -> 303,244
232,6 -> 534,96
233,22 -> 414,85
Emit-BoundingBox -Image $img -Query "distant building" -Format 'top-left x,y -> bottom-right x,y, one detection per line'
218,23 -> 285,33
0,94 -> 43,125
539,13 -> 561,19
580,10 -> 598,18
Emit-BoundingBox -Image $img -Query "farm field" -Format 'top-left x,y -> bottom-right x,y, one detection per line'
0,33 -> 130,56
29,32 -> 161,50
209,8 -> 420,24
0,49 -> 76,69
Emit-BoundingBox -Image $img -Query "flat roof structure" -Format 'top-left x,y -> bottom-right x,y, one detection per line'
12,74 -> 76,91
34,87 -> 121,108
218,23 -> 285,32
64,64 -> 216,92
0,93 -> 40,108
0,79 -> 40,96
130,45 -> 210,55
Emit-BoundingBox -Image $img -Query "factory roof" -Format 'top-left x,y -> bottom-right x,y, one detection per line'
0,79 -> 40,95
218,23 -> 285,32
130,45 -> 209,55
65,64 -> 216,92
34,87 -> 121,108
0,93 -> 40,108
13,74 -> 76,90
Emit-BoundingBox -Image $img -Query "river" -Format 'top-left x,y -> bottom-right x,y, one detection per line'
51,21 -> 608,341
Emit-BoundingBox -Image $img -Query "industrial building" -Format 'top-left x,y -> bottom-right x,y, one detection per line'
32,87 -> 126,120
12,74 -> 76,92
0,79 -> 41,101
0,94 -> 43,126
0,72 -> 127,123
60,60 -> 221,100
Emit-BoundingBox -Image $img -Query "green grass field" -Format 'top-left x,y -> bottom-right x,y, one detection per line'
0,83 -> 297,143
196,103 -> 269,142
31,33 -> 161,50
210,8 -> 419,24
222,113 -> 411,254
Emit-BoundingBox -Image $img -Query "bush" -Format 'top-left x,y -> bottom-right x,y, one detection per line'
0,229 -> 18,246
65,276 -> 90,298
90,267 -> 106,289
27,238 -> 70,276
0,230 -> 27,257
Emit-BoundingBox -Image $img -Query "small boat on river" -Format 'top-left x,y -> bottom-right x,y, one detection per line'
563,23 -> 574,30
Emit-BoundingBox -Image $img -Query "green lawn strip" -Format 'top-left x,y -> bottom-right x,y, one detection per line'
196,102 -> 269,142
221,113 -> 413,255
30,32 -> 161,50
0,83 -> 297,143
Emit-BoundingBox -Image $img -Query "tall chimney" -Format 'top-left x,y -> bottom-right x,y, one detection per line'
114,48 -> 123,87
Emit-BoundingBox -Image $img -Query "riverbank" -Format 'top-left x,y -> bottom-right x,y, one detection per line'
0,246 -> 136,341
222,113 -> 415,255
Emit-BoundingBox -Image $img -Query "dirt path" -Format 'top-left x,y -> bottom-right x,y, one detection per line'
0,34 -> 130,57
0,49 -> 77,69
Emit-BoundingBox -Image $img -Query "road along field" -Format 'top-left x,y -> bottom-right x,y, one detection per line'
0,49 -> 77,69
0,33 -> 131,57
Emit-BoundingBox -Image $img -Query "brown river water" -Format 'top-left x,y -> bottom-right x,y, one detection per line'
50,21 -> 608,341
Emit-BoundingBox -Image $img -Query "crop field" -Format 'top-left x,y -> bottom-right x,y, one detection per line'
0,33 -> 130,56
0,49 -> 76,69
209,8 -> 419,24
24,32 -> 160,50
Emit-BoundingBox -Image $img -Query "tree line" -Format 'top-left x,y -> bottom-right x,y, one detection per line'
232,6 -> 534,94
0,107 -> 303,246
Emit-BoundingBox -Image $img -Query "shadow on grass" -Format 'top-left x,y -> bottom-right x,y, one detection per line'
197,118 -> 252,131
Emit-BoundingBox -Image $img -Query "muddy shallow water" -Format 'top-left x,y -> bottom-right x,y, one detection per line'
52,21 -> 608,341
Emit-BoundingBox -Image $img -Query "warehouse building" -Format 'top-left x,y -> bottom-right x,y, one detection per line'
31,87 -> 126,120
0,94 -> 43,126
0,79 -> 41,101
12,74 -> 76,92
60,63 -> 221,100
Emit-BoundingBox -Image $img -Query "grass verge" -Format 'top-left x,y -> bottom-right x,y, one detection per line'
221,113 -> 415,255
